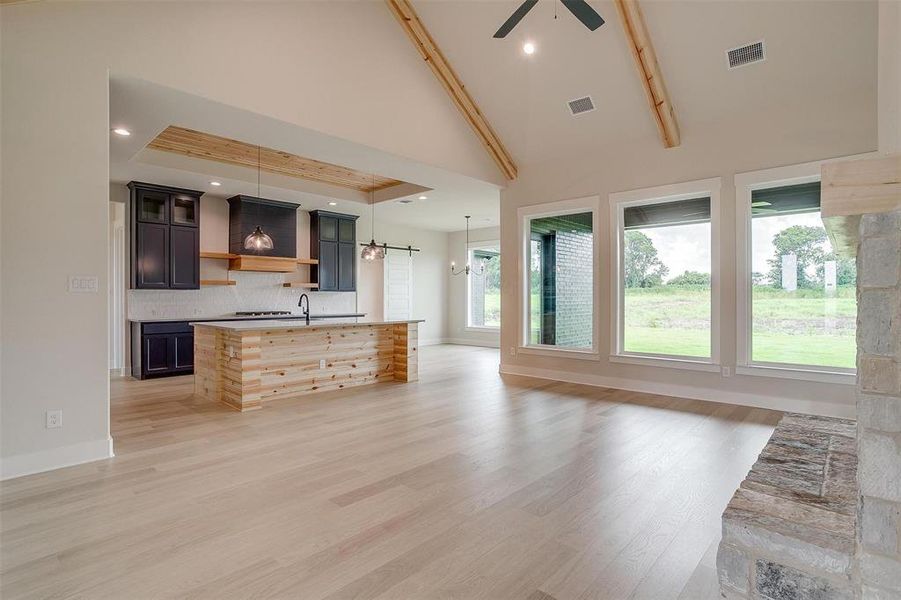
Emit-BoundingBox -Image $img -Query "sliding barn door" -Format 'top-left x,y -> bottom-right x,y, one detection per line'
383,253 -> 413,320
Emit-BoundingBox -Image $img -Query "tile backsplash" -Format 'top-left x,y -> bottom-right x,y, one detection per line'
127,271 -> 357,321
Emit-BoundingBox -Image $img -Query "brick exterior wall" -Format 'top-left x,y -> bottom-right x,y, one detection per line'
856,210 -> 901,598
554,230 -> 593,348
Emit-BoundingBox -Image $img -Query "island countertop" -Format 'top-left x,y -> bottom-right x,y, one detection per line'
193,319 -> 422,411
191,318 -> 423,332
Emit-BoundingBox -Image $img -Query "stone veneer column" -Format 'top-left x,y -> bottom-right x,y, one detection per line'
856,209 -> 901,597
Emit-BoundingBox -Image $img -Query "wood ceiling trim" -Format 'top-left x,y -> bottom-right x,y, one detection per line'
384,0 -> 518,180
147,126 -> 401,193
614,0 -> 681,148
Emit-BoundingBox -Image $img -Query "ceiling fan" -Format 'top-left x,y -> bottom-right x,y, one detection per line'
494,0 -> 604,38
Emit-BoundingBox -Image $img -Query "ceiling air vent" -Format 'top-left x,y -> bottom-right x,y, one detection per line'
727,41 -> 765,69
567,96 -> 595,116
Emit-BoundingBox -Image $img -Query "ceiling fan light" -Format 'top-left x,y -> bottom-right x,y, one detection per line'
244,226 -> 274,252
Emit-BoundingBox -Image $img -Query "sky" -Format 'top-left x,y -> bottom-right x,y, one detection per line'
641,212 -> 830,281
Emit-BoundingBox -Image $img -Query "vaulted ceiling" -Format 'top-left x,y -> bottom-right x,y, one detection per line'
408,0 -> 877,168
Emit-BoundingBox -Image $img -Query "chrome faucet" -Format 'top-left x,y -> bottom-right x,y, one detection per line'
298,293 -> 310,325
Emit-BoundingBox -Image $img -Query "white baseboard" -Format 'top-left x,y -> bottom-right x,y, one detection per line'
419,338 -> 448,347
444,338 -> 501,349
110,367 -> 131,378
1,437 -> 115,481
498,364 -> 855,419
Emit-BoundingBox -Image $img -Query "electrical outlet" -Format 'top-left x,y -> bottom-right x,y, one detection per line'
319,359 -> 326,369
509,347 -> 516,356
722,366 -> 732,377
46,410 -> 62,429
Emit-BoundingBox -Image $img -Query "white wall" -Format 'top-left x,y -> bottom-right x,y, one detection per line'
0,1 -> 496,478
499,105 -> 877,419
878,0 -> 901,154
357,216 -> 449,346
447,226 -> 500,347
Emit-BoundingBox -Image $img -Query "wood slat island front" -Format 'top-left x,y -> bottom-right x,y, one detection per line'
193,319 -> 421,411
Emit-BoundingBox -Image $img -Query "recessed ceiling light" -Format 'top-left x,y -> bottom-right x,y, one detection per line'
209,181 -> 221,187
112,128 -> 131,137
418,195 -> 428,200
523,42 -> 536,55
328,201 -> 337,206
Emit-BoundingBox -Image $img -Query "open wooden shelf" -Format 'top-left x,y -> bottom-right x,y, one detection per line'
200,279 -> 236,286
296,258 -> 319,265
282,282 -> 319,288
229,255 -> 298,273
200,251 -> 239,260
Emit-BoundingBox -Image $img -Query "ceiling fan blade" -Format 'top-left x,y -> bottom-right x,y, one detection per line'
493,0 -> 539,38
561,0 -> 605,31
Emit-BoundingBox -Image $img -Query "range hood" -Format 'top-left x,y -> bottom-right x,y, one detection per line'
227,195 -> 300,259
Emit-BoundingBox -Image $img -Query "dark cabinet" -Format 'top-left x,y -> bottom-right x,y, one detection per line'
143,335 -> 171,374
131,321 -> 194,379
128,182 -> 203,290
172,333 -> 194,371
135,222 -> 169,289
310,210 -> 358,292
136,188 -> 169,224
338,242 -> 356,290
318,241 -> 338,291
169,226 -> 200,289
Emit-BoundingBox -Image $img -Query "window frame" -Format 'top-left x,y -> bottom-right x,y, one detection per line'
734,159 -> 861,384
517,196 -> 601,360
465,240 -> 501,332
609,177 -> 722,371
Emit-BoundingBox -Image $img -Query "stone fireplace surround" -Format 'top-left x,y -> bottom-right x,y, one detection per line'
718,156 -> 901,599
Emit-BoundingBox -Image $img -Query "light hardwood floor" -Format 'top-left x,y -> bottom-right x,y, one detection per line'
0,345 -> 779,600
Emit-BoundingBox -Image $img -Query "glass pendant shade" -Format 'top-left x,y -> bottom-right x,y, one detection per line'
244,226 -> 274,251
361,239 -> 385,261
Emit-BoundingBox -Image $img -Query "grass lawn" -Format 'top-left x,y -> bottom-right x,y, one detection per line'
514,285 -> 856,369
623,285 -> 855,368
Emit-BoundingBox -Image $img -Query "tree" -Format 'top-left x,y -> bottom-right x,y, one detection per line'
667,270 -> 710,287
767,225 -> 826,289
624,231 -> 668,288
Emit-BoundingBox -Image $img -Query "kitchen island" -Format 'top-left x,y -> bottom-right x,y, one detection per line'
193,319 -> 422,411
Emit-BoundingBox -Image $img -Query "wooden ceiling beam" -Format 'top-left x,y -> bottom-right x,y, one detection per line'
384,0 -> 518,180
614,0 -> 681,148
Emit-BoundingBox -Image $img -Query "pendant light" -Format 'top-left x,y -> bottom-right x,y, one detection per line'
361,173 -> 385,261
450,216 -> 484,276
243,144 -> 274,252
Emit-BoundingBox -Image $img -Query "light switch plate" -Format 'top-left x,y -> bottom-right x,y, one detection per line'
68,275 -> 99,293
46,410 -> 62,429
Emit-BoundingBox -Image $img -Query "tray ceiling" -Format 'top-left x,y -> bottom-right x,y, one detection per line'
148,126 -> 404,193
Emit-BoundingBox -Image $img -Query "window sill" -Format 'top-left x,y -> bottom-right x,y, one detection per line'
609,353 -> 720,373
735,364 -> 856,385
464,326 -> 500,333
518,345 -> 600,361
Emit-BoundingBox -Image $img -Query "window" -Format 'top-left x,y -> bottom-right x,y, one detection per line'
521,201 -> 596,353
611,178 -> 720,368
467,244 -> 500,329
747,181 -> 856,370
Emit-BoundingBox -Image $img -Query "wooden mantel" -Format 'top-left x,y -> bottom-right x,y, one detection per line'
821,154 -> 901,256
